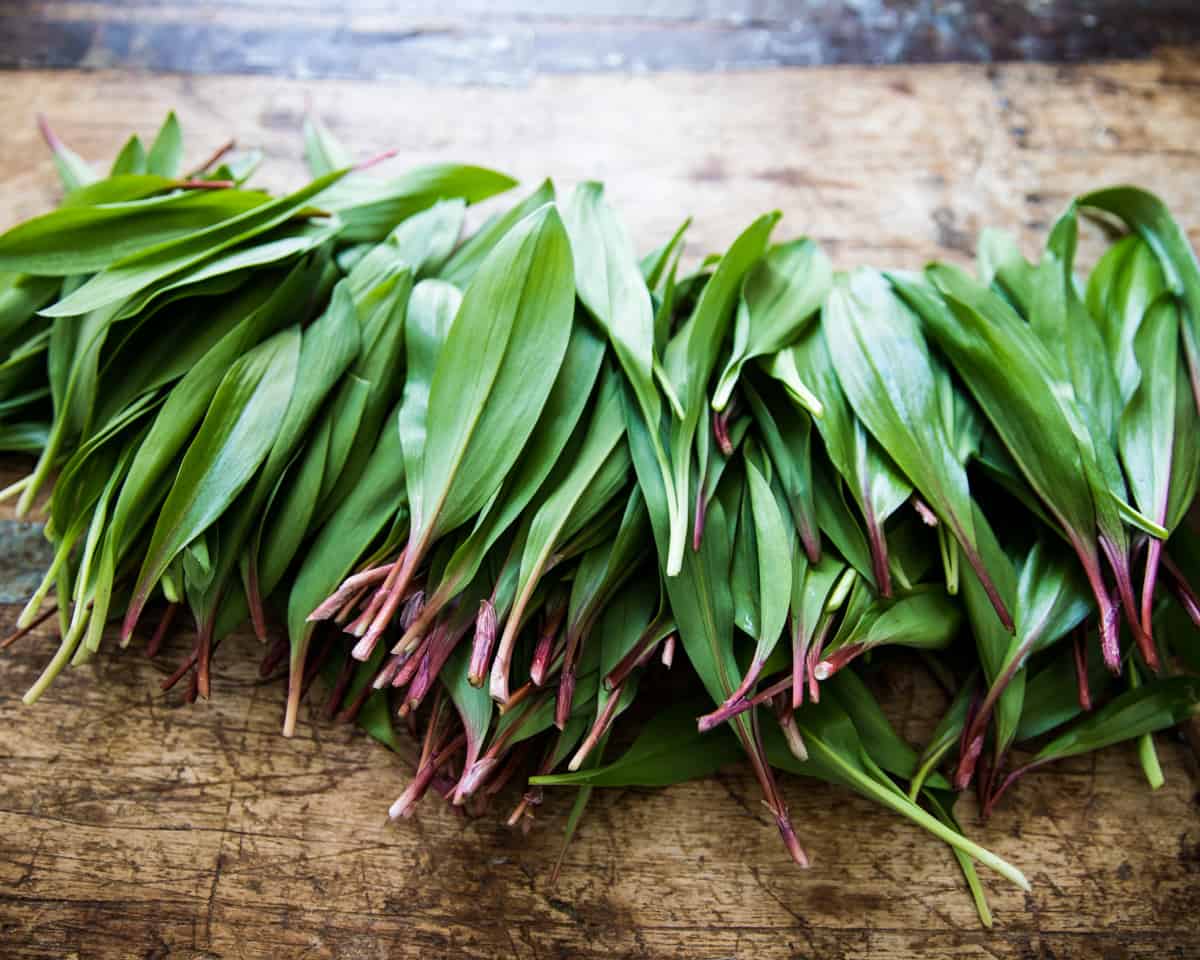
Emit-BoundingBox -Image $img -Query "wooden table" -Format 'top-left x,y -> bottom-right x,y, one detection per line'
1,50 -> 1200,959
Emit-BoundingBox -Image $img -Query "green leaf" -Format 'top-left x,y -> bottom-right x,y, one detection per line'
123,326 -> 301,635
387,199 -> 465,277
563,183 -> 661,475
819,585 -> 961,676
109,135 -> 147,177
1032,675 -> 1199,764
743,450 -> 792,676
319,164 -> 516,244
195,281 -> 362,622
413,319 -> 606,641
416,204 -> 575,540
743,376 -> 819,562
104,253 -> 321,559
712,238 -> 830,412
0,188 -> 271,276
1016,642 -> 1114,742
1088,235 -> 1167,406
439,179 -> 554,289
660,212 -> 779,576
769,699 -> 1029,889
351,204 -> 576,660
772,319 -> 910,593
491,369 -> 630,701
532,700 -> 742,787
640,217 -> 690,291
39,116 -> 98,193
285,403 -> 408,734
1120,295 -> 1181,524
824,269 -> 1011,629
1078,186 -> 1200,413
565,487 -> 653,673
898,266 -> 1128,658
43,170 -> 346,316
398,279 -> 462,524
146,112 -> 184,178
303,114 -> 351,177
826,667 -> 950,788
314,262 -> 413,519
909,673 -> 976,800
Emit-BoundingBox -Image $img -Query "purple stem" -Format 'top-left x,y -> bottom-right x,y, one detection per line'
146,603 -> 178,660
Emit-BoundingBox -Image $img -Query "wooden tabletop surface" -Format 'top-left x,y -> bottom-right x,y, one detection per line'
1,40 -> 1200,960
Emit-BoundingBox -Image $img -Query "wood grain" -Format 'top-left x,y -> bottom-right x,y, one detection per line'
1,54 -> 1199,958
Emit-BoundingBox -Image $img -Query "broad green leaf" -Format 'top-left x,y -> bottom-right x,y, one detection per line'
563,183 -> 662,474
1016,642 -> 1114,742
0,188 -> 271,276
398,280 -> 462,523
743,451 -> 792,678
712,238 -> 831,412
819,583 -> 961,677
899,267 -> 1125,659
773,320 -> 910,593
565,487 -> 653,671
416,203 -> 574,540
111,221 -> 337,323
190,282 -> 362,631
319,164 -> 516,244
388,199 -> 465,277
1088,235 -> 1166,405
414,319 -> 606,640
252,373 -> 370,602
1079,186 -> 1200,413
439,179 -> 554,289
104,253 -> 320,562
660,212 -> 779,576
314,264 -> 413,518
351,204 -> 575,660
1119,296 -> 1177,533
43,169 -> 347,316
824,269 -> 1011,628
1031,675 -> 1199,764
123,326 -> 301,635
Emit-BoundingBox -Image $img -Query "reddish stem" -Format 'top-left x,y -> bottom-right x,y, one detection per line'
308,562 -> 394,622
258,633 -> 290,678
146,603 -> 179,659
186,137 -> 235,176
323,653 -> 358,719
468,599 -> 498,687
1100,535 -> 1157,670
2,606 -> 59,651
1073,624 -> 1092,711
1162,551 -> 1200,626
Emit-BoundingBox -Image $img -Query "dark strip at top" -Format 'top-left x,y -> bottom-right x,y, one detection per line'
1,1 -> 1198,83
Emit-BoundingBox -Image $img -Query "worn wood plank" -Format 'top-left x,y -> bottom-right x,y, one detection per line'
0,55 -> 1199,958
